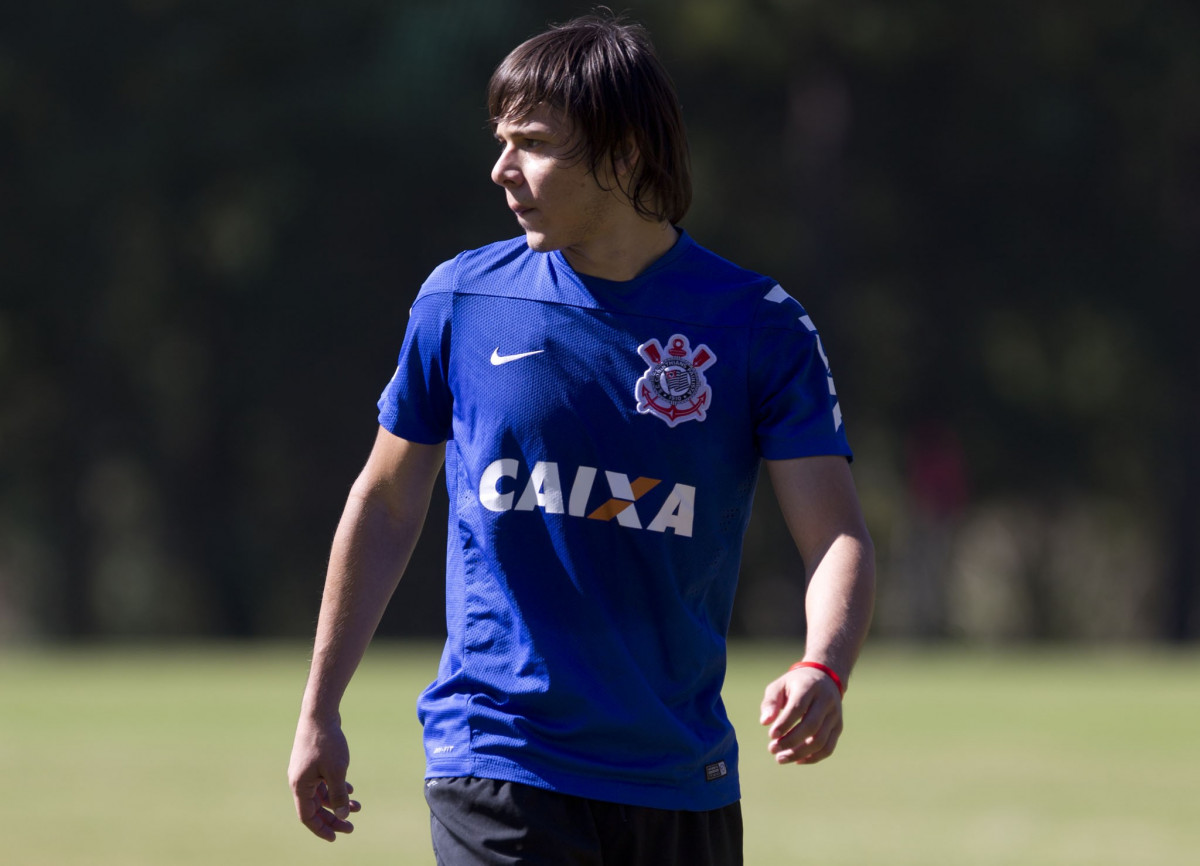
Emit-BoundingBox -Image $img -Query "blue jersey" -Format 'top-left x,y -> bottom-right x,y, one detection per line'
378,230 -> 851,810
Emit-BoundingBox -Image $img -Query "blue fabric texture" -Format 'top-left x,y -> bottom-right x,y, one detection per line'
377,230 -> 851,810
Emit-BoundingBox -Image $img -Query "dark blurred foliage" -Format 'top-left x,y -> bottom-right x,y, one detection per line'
1,0 -> 1196,641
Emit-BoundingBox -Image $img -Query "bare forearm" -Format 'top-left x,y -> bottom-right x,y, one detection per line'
765,456 -> 875,686
302,481 -> 431,719
757,528 -> 873,766
802,531 -> 875,682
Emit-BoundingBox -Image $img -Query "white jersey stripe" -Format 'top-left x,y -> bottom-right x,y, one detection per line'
763,283 -> 791,304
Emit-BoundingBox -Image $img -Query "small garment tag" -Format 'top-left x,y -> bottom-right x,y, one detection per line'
705,760 -> 728,782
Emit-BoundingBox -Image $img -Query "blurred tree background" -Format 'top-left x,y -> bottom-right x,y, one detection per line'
1,0 -> 1196,643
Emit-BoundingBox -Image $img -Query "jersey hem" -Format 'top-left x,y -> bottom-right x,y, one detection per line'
425,755 -> 741,812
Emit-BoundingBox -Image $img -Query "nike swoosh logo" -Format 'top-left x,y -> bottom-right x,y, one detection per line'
490,347 -> 545,366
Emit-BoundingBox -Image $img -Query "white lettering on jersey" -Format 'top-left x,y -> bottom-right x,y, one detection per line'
588,472 -> 660,528
603,471 -> 642,529
647,483 -> 696,537
515,461 -> 564,513
477,458 -> 694,537
480,458 -> 519,511
568,466 -> 597,517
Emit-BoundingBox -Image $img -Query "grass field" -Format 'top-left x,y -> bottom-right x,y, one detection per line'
2,641 -> 1198,865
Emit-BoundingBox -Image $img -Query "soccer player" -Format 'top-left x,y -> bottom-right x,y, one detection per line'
288,12 -> 875,865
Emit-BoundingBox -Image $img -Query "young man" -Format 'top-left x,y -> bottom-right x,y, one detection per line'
288,13 -> 874,865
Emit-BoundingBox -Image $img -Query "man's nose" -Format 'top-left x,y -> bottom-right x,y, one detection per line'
491,147 -> 521,187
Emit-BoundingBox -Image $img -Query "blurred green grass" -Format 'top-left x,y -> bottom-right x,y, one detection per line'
2,642 -> 1198,865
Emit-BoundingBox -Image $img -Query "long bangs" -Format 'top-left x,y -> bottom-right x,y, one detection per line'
486,14 -> 692,225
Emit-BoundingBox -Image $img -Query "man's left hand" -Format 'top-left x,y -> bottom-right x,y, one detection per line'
759,665 -> 844,765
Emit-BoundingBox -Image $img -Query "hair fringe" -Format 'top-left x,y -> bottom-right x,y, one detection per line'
487,13 -> 692,224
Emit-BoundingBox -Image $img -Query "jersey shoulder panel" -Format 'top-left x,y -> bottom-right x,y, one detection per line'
673,239 -> 775,292
412,253 -> 461,303
639,235 -> 777,328
451,236 -> 550,299
750,282 -> 823,333
411,237 -> 532,306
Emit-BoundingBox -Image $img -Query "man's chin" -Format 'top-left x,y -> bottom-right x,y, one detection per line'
521,231 -> 560,253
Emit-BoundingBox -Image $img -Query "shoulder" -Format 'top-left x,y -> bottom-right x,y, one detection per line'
455,235 -> 532,277
668,234 -> 816,331
668,233 -> 771,294
751,282 -> 824,335
413,237 -> 533,307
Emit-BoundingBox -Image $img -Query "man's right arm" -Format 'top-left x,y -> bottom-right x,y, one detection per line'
287,427 -> 444,842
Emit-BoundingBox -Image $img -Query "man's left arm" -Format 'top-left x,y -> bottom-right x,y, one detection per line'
759,455 -> 876,765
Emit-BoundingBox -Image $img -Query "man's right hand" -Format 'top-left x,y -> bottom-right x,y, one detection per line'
288,715 -> 361,842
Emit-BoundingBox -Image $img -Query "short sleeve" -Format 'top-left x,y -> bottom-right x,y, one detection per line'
750,288 -> 852,461
376,258 -> 456,444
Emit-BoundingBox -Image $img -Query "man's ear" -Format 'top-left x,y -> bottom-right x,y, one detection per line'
613,135 -> 640,178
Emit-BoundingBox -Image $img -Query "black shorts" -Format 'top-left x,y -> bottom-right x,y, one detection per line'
424,776 -> 743,866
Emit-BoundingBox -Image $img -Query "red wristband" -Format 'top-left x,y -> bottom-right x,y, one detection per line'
789,661 -> 845,697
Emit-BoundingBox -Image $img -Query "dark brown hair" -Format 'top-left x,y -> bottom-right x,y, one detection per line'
487,11 -> 692,224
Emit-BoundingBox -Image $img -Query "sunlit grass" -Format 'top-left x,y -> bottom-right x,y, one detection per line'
731,646 -> 1200,865
1,642 -> 1197,865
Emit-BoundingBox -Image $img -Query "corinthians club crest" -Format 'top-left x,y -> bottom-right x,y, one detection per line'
635,334 -> 717,427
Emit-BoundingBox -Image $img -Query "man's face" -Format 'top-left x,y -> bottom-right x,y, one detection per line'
491,105 -> 624,255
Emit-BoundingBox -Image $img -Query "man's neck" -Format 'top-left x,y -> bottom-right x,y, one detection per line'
561,221 -> 679,282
